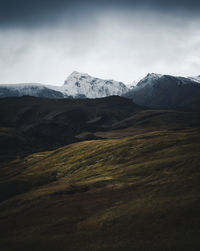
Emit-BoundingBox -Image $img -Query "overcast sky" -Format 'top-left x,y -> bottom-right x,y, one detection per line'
0,0 -> 200,85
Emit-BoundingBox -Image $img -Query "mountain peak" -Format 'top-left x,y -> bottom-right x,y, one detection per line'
64,71 -> 91,86
62,71 -> 129,98
137,73 -> 163,87
70,71 -> 89,77
71,70 -> 80,75
146,73 -> 162,78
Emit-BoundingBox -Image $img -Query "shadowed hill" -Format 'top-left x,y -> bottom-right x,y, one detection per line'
1,96 -> 200,161
0,96 -> 143,158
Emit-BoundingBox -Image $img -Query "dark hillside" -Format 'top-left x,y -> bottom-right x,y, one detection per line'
1,96 -> 200,161
0,96 -> 143,158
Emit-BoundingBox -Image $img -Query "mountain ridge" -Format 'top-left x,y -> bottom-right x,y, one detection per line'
1,71 -> 200,111
0,83 -> 65,99
124,73 -> 200,111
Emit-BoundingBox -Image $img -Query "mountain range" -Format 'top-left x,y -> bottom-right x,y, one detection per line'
1,71 -> 200,111
0,71 -> 129,99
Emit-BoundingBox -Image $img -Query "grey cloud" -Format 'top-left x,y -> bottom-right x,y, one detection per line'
0,10 -> 200,85
1,0 -> 200,27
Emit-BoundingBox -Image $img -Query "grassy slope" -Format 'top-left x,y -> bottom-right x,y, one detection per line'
0,129 -> 200,250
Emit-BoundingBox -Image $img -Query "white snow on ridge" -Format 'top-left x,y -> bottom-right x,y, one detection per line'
0,83 -> 47,95
0,83 -> 65,98
0,83 -> 44,88
0,71 -> 130,99
136,73 -> 163,88
188,75 -> 200,84
1,72 -> 199,99
135,73 -> 200,89
45,84 -> 63,92
125,80 -> 138,89
61,71 -> 129,98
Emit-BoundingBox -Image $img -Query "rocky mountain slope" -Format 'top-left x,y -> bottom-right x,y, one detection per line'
124,73 -> 200,111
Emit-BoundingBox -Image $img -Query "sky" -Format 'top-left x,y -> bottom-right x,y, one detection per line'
0,0 -> 200,86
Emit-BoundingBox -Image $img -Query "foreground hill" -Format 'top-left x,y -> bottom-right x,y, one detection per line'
0,129 -> 200,250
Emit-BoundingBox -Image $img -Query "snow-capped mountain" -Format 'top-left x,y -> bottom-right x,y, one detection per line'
1,72 -> 200,111
135,73 -> 200,88
60,71 -> 129,98
0,83 -> 64,99
133,73 -> 200,89
124,73 -> 200,111
0,72 -> 129,99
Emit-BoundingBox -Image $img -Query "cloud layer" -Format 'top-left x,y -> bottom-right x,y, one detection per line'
1,0 -> 200,27
0,1 -> 200,85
